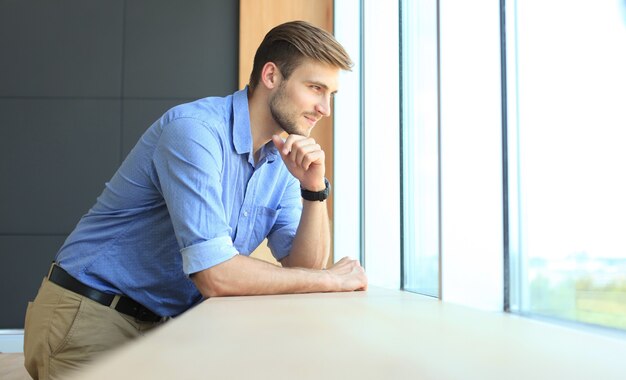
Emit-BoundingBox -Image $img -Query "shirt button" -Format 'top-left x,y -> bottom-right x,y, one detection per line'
243,210 -> 249,217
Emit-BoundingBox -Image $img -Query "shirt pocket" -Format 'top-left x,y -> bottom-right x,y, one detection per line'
234,206 -> 279,254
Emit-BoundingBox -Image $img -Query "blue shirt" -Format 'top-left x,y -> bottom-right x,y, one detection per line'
56,88 -> 302,317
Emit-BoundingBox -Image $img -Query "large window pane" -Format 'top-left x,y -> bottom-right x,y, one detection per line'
401,0 -> 440,297
507,0 -> 626,331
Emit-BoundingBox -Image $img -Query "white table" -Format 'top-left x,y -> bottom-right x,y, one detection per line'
71,287 -> 626,379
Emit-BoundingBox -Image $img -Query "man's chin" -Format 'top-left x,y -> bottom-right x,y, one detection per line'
281,124 -> 311,137
299,128 -> 313,137
299,121 -> 316,136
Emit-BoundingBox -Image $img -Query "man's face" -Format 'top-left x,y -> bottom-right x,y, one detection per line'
269,60 -> 340,136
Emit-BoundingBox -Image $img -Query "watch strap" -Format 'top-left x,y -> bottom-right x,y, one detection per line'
301,178 -> 330,202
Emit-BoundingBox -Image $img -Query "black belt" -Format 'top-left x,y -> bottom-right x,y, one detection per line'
48,264 -> 163,323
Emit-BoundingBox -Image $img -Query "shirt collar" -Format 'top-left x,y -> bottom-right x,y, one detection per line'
233,86 -> 252,156
232,86 -> 279,166
260,143 -> 278,164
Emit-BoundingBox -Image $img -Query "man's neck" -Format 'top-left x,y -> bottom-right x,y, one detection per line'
247,87 -> 281,161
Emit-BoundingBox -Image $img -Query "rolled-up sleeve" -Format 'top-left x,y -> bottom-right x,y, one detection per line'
152,118 -> 237,275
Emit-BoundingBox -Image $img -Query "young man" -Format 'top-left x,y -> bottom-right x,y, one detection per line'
23,20 -> 367,380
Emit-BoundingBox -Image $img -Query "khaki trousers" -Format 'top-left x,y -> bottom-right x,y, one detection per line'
23,277 -> 166,380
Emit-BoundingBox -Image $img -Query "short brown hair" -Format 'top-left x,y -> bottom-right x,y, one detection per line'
248,20 -> 353,91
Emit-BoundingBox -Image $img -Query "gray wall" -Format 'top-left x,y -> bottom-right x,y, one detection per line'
0,0 -> 239,328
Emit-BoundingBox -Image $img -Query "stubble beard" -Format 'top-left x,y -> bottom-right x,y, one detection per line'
269,84 -> 309,137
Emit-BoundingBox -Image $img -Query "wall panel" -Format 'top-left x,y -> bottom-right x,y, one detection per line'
0,0 -> 238,329
123,0 -> 238,98
0,0 -> 124,97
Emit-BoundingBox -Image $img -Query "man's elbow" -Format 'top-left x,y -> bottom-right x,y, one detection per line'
191,270 -> 230,298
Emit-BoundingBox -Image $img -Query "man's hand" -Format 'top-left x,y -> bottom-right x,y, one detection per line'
272,134 -> 325,191
326,257 -> 368,291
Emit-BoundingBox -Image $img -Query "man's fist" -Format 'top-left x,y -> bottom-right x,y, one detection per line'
272,134 -> 326,191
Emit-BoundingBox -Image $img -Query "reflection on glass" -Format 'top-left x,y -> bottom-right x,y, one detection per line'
508,0 -> 626,330
401,0 -> 440,297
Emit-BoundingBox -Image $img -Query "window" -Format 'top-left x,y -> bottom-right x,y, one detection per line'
506,0 -> 626,331
400,0 -> 440,297
335,0 -> 401,289
334,0 -> 363,266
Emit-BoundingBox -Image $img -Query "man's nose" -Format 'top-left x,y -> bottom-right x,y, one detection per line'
315,95 -> 331,117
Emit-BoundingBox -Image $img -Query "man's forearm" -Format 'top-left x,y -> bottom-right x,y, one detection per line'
270,134 -> 331,269
282,199 -> 331,269
192,254 -> 334,298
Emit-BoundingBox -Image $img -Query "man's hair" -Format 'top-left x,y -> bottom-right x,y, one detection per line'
248,20 -> 353,91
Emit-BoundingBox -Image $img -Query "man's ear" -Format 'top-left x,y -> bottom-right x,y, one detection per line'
260,62 -> 281,89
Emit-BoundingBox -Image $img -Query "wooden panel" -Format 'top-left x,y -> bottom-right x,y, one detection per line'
240,0 -> 335,266
238,0 -> 334,90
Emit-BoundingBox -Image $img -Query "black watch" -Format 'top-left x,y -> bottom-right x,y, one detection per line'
301,178 -> 331,202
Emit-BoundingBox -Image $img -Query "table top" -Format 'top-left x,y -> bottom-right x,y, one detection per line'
71,287 -> 626,380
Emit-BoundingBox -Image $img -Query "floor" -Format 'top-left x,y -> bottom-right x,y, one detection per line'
0,353 -> 31,380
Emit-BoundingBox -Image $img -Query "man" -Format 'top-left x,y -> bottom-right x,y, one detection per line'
23,20 -> 367,379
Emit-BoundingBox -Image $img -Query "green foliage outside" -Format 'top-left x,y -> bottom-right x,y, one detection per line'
529,274 -> 626,331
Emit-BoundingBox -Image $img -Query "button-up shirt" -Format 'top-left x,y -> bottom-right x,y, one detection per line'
56,87 -> 302,317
